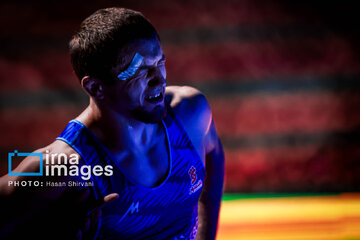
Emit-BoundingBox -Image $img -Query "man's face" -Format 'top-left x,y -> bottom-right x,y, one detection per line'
106,35 -> 167,123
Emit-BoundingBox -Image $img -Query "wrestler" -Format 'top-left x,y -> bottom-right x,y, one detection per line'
0,7 -> 224,240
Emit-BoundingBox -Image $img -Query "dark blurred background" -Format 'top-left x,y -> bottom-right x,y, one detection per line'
1,0 -> 359,193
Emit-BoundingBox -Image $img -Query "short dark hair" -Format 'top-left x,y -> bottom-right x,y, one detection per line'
69,7 -> 158,83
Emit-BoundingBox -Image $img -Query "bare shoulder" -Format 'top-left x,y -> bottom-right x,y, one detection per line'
165,86 -> 212,135
165,85 -> 205,107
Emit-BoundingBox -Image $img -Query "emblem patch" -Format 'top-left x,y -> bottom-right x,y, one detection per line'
188,166 -> 197,185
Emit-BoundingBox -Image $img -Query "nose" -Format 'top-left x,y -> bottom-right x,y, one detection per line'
148,76 -> 166,87
147,67 -> 166,87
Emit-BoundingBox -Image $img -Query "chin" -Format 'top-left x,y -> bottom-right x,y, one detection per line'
131,104 -> 167,123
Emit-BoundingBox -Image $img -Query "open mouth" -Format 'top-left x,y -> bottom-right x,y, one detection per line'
145,91 -> 164,104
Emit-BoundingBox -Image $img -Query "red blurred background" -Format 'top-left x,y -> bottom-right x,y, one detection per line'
1,0 -> 359,193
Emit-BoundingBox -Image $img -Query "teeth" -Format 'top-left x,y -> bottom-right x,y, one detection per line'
148,92 -> 161,100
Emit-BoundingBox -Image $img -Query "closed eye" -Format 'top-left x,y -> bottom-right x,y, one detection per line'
127,55 -> 165,81
133,69 -> 148,80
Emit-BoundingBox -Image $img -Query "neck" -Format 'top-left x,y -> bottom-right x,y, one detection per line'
76,98 -> 161,151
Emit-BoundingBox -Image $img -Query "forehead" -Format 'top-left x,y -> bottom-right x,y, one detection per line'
112,35 -> 164,78
133,37 -> 162,57
121,36 -> 163,64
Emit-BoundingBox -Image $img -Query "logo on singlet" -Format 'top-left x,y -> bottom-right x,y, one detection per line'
188,166 -> 202,195
188,166 -> 197,185
117,201 -> 140,223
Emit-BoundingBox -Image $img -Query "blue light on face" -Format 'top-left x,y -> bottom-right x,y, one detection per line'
117,53 -> 144,81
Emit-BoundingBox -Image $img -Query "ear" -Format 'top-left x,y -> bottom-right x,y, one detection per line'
81,76 -> 105,100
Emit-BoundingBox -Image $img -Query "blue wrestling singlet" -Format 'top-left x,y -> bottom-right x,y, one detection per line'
56,106 -> 205,240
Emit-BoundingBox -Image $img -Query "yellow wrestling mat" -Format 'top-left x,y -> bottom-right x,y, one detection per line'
217,193 -> 360,240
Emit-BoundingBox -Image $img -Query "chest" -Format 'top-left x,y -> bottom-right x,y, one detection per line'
113,136 -> 170,188
100,142 -> 206,230
99,151 -> 205,239
92,120 -> 206,238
